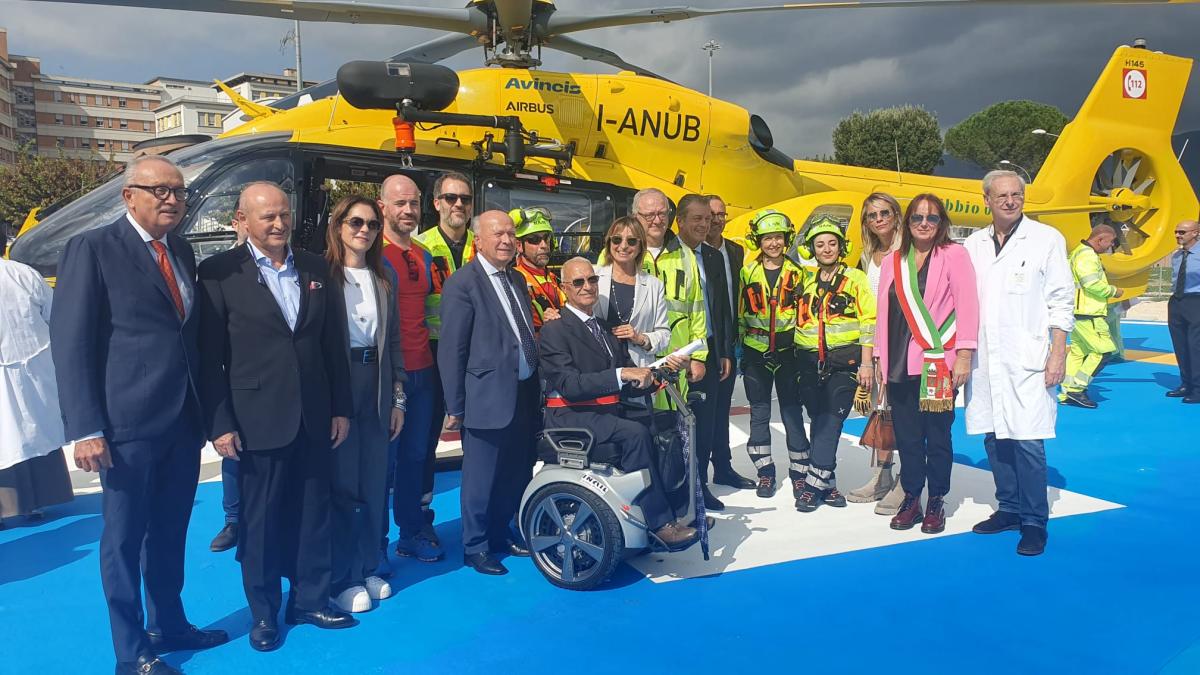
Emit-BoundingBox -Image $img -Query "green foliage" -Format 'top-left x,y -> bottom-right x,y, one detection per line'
832,105 -> 943,175
0,144 -> 119,229
944,100 -> 1068,177
324,179 -> 379,206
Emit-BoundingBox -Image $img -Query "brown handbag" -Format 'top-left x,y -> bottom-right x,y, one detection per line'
859,368 -> 896,456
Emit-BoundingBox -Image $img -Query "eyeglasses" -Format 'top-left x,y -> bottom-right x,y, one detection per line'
343,216 -> 381,231
438,193 -> 472,205
866,208 -> 893,222
610,235 -> 641,248
399,247 -> 419,281
128,184 -> 189,202
636,210 -> 669,222
988,192 -> 1025,203
909,214 -> 942,226
711,212 -> 727,220
566,275 -> 600,289
521,233 -> 552,245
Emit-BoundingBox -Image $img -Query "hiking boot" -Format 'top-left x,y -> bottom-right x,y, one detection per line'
756,476 -> 777,499
792,478 -> 807,501
875,478 -> 906,516
921,495 -> 946,534
846,463 -> 895,503
889,494 -> 924,530
823,488 -> 847,508
796,485 -> 823,513
1061,390 -> 1099,409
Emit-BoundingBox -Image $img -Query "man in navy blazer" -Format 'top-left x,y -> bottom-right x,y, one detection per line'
50,156 -> 228,675
438,210 -> 540,576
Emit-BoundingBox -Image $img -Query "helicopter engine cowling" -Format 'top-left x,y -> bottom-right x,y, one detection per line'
336,61 -> 461,112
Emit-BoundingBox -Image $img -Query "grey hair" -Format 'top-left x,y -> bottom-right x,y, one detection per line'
123,155 -> 180,186
982,169 -> 1025,196
632,188 -> 668,213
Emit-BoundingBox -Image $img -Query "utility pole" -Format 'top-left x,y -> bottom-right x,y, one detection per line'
281,20 -> 304,92
701,40 -> 720,97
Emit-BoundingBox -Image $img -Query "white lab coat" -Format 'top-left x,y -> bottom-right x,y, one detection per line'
963,216 -> 1074,440
0,258 -> 67,471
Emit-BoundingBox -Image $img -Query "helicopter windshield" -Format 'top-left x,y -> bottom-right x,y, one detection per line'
9,132 -> 292,276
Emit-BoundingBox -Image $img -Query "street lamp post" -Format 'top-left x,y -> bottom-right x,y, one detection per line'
1031,128 -> 1060,139
701,40 -> 721,97
999,159 -> 1032,183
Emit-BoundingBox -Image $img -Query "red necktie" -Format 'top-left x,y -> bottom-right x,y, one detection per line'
151,240 -> 185,319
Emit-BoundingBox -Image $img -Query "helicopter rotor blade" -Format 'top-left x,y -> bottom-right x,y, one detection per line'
17,0 -> 478,32
545,36 -> 671,81
387,34 -> 482,63
548,0 -> 1199,36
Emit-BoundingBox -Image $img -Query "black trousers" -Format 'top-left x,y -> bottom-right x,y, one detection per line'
888,379 -> 955,498
547,408 -> 676,531
99,404 -> 203,663
692,348 -> 722,484
460,377 -> 537,555
804,368 -> 856,491
1169,296 -> 1200,392
238,426 -> 333,621
742,349 -> 810,479
711,358 -> 737,470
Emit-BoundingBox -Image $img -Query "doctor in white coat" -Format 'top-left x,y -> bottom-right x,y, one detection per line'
963,170 -> 1074,557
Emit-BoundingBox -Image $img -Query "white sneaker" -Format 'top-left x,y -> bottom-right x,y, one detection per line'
332,586 -> 372,613
364,576 -> 393,601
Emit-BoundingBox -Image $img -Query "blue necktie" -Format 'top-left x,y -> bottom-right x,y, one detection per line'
496,270 -> 539,370
585,317 -> 613,358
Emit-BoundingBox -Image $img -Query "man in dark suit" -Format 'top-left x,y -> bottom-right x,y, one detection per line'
438,210 -> 539,576
673,194 -> 739,509
705,194 -> 754,489
197,182 -> 356,652
50,156 -> 228,675
540,257 -> 698,545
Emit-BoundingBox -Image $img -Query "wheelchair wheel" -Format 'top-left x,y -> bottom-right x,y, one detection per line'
523,482 -> 625,591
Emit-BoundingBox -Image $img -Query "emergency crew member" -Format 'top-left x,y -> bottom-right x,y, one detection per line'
793,216 -> 876,512
1060,223 -> 1123,409
412,171 -> 476,545
511,207 -> 564,333
737,210 -> 812,498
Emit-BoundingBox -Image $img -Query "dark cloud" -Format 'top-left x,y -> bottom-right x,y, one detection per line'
4,1 -> 1198,157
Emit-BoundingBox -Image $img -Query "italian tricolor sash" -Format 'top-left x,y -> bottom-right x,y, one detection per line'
894,248 -> 957,412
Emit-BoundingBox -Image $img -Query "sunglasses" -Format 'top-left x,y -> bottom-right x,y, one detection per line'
343,216 -> 381,231
566,275 -> 600,289
1176,230 -> 1196,236
399,247 -> 419,282
866,208 -> 893,221
522,233 -> 552,245
909,214 -> 942,226
609,235 -> 641,247
438,193 -> 472,205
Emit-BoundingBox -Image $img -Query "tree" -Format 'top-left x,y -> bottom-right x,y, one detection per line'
0,144 -> 120,229
944,100 -> 1068,177
832,105 -> 943,175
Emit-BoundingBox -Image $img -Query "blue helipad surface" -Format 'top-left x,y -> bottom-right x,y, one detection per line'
1,322 -> 1196,674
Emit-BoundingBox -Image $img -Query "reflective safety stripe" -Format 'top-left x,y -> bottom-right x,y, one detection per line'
824,322 -> 861,334
545,395 -> 621,408
1078,272 -> 1104,285
753,455 -> 775,468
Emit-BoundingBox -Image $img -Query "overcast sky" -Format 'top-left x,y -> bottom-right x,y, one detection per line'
3,0 -> 1199,158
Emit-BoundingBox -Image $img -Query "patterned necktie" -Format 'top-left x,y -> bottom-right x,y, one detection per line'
1176,249 -> 1189,299
496,270 -> 539,370
585,317 -> 613,358
151,240 -> 185,319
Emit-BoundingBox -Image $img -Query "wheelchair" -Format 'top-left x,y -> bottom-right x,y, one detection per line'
518,370 -> 705,591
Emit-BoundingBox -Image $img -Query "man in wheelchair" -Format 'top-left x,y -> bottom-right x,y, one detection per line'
538,258 -> 698,546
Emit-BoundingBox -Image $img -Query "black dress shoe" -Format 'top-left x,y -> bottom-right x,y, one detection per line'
284,607 -> 359,629
702,486 -> 725,511
972,511 -> 1021,535
1166,387 -> 1192,398
464,552 -> 508,575
209,522 -> 238,553
115,655 -> 180,675
1016,525 -> 1048,556
504,539 -> 530,557
1184,395 -> 1200,404
712,466 -> 756,489
147,625 -> 230,652
249,620 -> 281,652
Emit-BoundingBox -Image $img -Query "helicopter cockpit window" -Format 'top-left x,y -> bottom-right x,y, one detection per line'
792,204 -> 854,265
481,182 -> 614,262
182,157 -> 296,262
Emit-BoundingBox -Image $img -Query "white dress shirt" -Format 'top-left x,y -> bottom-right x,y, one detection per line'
477,255 -> 534,380
343,267 -> 379,348
563,302 -> 624,389
126,212 -> 193,317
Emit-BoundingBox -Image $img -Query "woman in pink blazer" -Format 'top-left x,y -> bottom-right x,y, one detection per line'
873,194 -> 979,534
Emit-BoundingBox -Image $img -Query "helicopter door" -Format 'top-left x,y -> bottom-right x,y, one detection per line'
180,155 -> 297,262
480,178 -> 624,264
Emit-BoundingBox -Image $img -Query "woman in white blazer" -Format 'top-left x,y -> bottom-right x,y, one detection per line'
596,217 -> 671,367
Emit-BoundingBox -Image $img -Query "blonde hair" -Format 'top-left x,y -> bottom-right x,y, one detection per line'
859,192 -> 902,269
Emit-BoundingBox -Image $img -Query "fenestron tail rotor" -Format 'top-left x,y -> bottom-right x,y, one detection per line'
1091,148 -> 1158,253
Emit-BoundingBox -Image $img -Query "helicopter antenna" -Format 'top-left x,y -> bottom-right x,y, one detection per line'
280,20 -> 304,93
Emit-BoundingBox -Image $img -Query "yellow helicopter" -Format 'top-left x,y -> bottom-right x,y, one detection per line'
9,0 -> 1199,298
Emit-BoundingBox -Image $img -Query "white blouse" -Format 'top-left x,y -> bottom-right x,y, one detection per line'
343,267 -> 379,349
866,256 -> 883,299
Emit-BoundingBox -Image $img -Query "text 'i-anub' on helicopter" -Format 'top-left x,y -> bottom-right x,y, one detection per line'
8,0 -> 1198,300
